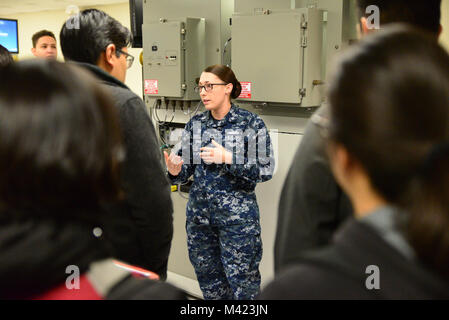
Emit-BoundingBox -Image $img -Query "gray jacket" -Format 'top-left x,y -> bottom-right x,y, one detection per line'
78,63 -> 173,279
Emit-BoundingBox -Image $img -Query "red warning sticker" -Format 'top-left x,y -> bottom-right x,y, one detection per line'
144,79 -> 159,94
239,82 -> 252,99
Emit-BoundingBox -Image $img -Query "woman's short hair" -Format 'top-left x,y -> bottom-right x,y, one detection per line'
0,60 -> 123,218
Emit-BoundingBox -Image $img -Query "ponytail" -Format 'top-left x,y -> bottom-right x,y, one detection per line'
406,143 -> 449,280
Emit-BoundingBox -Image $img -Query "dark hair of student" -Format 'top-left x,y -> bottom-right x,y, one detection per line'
327,26 -> 449,280
0,60 -> 123,219
60,9 -> 132,65
356,0 -> 441,35
0,44 -> 13,67
32,30 -> 56,48
203,64 -> 242,99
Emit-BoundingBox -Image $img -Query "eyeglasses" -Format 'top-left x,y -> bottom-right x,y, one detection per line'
194,83 -> 228,93
117,49 -> 135,69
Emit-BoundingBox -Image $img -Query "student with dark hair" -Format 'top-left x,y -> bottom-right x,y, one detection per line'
165,64 -> 275,300
60,9 -> 174,280
0,44 -> 13,67
274,0 -> 443,272
0,60 -> 186,300
260,26 -> 449,299
31,30 -> 57,59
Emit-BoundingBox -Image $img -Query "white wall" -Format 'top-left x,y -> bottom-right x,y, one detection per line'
3,2 -> 143,97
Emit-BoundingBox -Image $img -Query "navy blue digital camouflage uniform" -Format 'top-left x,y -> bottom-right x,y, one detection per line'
168,104 -> 274,300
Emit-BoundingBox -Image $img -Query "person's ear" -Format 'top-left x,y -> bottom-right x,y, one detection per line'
104,44 -> 117,67
31,47 -> 36,56
225,83 -> 233,96
328,143 -> 357,191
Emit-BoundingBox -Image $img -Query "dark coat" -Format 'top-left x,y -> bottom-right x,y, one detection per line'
275,105 -> 353,272
77,63 -> 173,279
0,211 -> 185,300
261,218 -> 449,299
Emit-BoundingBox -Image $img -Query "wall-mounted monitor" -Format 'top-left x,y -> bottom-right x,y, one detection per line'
0,18 -> 19,54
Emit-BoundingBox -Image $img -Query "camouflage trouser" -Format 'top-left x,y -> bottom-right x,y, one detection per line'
186,220 -> 262,300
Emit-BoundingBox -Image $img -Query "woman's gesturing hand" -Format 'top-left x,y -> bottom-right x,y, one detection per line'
200,140 -> 233,165
164,151 -> 184,176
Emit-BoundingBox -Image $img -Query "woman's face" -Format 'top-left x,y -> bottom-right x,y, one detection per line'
198,72 -> 232,112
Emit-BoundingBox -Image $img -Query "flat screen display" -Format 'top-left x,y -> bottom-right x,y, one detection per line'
0,18 -> 19,53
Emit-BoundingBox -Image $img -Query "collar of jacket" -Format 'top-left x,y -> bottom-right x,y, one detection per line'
201,103 -> 239,128
69,61 -> 130,90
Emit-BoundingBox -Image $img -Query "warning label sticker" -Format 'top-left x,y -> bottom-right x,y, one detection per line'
144,79 -> 159,94
239,82 -> 252,99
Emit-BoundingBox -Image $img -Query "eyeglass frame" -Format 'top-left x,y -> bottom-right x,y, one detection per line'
116,49 -> 135,69
194,83 -> 229,93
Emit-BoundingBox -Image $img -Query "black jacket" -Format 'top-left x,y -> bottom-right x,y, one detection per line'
275,105 -> 352,272
0,211 -> 185,300
77,63 -> 173,279
261,218 -> 449,299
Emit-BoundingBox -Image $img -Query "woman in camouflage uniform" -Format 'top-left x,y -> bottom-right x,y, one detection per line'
165,65 -> 274,300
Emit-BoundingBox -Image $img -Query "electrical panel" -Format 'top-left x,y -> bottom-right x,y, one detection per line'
232,8 -> 324,106
142,17 -> 205,100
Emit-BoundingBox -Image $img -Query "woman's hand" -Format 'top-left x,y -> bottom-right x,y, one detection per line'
164,151 -> 184,176
200,140 -> 233,165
